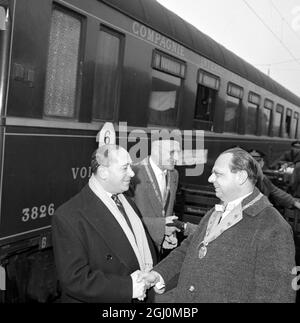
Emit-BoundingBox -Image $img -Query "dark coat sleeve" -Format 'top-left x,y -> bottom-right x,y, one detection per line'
153,231 -> 193,291
260,175 -> 295,209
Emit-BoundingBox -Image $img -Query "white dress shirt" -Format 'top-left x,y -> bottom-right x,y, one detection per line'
220,191 -> 253,222
149,157 -> 167,198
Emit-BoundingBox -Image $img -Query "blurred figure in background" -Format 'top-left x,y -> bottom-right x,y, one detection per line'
270,141 -> 300,169
249,149 -> 300,210
270,141 -> 300,197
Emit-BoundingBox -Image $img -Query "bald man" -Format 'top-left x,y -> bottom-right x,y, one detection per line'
52,145 -> 157,303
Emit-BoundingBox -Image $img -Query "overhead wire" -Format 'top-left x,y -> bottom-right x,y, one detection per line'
256,58 -> 300,66
242,0 -> 300,68
269,0 -> 300,43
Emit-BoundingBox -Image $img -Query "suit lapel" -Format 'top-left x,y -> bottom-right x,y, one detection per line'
81,186 -> 139,271
165,170 -> 177,216
142,163 -> 164,215
146,159 -> 164,201
141,161 -> 178,217
169,171 -> 177,201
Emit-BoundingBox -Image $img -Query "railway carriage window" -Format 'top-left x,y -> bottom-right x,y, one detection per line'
224,83 -> 243,133
293,112 -> 299,139
262,99 -> 273,136
194,69 -> 220,131
0,6 -> 6,31
273,104 -> 284,137
44,8 -> 82,118
93,26 -> 124,121
247,92 -> 260,135
148,51 -> 186,126
285,109 -> 293,138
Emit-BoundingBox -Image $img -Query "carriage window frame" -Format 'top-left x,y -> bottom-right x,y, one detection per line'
147,69 -> 182,127
248,92 -> 261,105
0,6 -> 6,31
264,99 -> 274,110
92,25 -> 125,122
227,82 -> 244,99
223,83 -> 243,133
193,69 -> 220,131
272,104 -> 284,137
285,108 -> 293,138
261,99 -> 274,136
246,92 -> 260,135
152,50 -> 186,79
43,6 -> 84,120
294,112 -> 299,139
197,69 -> 220,91
147,50 -> 185,127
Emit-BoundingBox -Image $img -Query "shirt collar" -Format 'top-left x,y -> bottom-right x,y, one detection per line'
225,191 -> 253,212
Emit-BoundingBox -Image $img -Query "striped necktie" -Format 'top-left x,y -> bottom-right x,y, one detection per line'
111,194 -> 135,236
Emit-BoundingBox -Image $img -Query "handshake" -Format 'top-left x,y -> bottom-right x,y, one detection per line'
131,269 -> 165,301
165,215 -> 186,235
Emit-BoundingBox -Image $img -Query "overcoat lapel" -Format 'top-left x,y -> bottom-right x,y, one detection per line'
169,171 -> 177,201
141,161 -> 177,217
80,186 -> 139,271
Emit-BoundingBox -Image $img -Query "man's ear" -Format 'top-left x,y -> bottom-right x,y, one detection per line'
237,170 -> 248,185
97,166 -> 108,180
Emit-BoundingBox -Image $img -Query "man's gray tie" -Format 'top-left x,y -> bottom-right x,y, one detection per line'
111,194 -> 135,237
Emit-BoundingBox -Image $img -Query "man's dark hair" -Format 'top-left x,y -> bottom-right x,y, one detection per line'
221,147 -> 261,185
248,149 -> 265,159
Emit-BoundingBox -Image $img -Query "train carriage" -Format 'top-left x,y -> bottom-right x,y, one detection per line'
0,0 -> 299,302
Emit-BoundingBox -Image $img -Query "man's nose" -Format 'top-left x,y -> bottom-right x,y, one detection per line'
173,151 -> 180,163
208,173 -> 215,183
128,166 -> 134,177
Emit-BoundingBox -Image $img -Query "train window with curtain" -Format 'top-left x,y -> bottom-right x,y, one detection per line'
92,26 -> 124,121
148,50 -> 185,127
44,8 -> 82,119
273,104 -> 283,137
224,83 -> 243,133
284,108 -> 293,138
247,92 -> 260,135
0,6 -> 6,31
293,112 -> 299,139
262,99 -> 273,136
194,69 -> 220,131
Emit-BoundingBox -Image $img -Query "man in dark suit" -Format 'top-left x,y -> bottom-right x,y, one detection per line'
248,149 -> 300,210
270,141 -> 300,197
131,139 -> 197,259
52,144 -> 156,303
142,148 -> 296,303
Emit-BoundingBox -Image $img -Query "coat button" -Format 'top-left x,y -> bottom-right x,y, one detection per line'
189,285 -> 195,292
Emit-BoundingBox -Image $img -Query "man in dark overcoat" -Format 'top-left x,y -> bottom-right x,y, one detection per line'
52,145 -> 156,303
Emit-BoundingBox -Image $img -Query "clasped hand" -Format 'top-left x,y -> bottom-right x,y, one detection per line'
133,270 -> 163,300
165,215 -> 181,235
